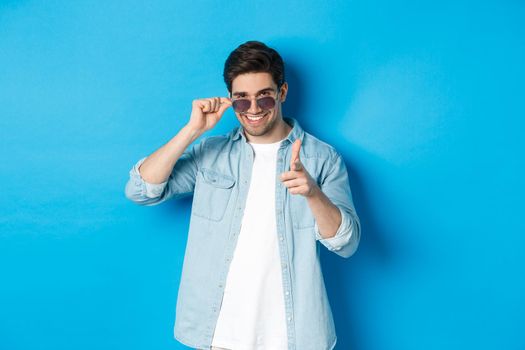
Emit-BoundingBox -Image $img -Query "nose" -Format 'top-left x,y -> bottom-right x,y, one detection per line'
246,96 -> 262,114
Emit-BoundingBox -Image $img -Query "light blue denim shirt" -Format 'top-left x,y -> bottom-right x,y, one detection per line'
124,116 -> 361,350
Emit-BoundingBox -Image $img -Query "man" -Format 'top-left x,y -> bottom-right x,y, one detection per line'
125,40 -> 361,350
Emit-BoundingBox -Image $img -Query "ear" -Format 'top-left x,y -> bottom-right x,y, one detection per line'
279,82 -> 288,103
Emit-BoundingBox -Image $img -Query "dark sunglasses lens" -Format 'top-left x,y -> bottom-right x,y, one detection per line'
232,99 -> 250,112
257,97 -> 276,110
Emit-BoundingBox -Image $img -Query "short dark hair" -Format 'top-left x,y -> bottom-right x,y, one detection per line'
223,40 -> 285,94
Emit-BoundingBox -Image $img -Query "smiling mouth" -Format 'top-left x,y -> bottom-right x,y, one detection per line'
243,111 -> 269,124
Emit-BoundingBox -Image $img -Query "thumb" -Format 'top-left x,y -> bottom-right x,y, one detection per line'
290,139 -> 303,171
217,97 -> 232,117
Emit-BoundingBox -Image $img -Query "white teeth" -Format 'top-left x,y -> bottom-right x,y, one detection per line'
246,112 -> 268,121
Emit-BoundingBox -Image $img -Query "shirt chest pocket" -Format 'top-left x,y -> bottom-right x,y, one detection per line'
192,168 -> 236,222
290,194 -> 315,229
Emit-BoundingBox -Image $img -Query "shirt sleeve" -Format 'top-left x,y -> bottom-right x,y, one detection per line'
314,151 -> 361,258
124,140 -> 201,206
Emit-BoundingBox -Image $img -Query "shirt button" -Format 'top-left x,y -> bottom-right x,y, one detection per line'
279,236 -> 284,241
288,316 -> 292,322
285,291 -> 289,295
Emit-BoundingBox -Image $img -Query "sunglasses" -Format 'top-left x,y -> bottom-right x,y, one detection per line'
230,89 -> 280,113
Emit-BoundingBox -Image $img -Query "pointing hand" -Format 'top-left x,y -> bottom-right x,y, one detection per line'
279,139 -> 318,197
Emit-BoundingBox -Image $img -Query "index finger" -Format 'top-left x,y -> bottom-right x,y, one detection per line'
220,97 -> 232,105
290,139 -> 302,170
291,139 -> 301,161
292,160 -> 303,171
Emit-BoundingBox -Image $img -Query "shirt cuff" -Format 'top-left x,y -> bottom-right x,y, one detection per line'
314,206 -> 354,252
130,157 -> 168,198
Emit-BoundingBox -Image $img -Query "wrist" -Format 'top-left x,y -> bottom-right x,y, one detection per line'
183,124 -> 204,142
306,182 -> 322,199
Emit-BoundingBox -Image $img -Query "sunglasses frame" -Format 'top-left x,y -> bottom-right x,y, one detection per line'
230,87 -> 281,114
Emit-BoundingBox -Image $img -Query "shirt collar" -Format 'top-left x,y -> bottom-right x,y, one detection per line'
230,116 -> 305,145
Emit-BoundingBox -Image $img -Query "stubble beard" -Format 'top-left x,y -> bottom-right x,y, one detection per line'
244,113 -> 278,137
241,104 -> 282,138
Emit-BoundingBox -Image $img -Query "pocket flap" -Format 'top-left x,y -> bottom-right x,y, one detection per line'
199,168 -> 236,189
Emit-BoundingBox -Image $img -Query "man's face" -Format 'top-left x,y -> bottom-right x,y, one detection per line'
230,72 -> 287,140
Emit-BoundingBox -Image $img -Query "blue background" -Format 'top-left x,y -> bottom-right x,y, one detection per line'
1,1 -> 524,349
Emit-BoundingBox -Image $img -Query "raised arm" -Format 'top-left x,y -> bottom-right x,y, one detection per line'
124,97 -> 232,206
313,151 -> 361,258
280,141 -> 361,258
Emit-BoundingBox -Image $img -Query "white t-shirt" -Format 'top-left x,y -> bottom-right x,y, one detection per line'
211,140 -> 288,350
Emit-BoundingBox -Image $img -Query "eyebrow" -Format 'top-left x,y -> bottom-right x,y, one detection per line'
232,87 -> 275,97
